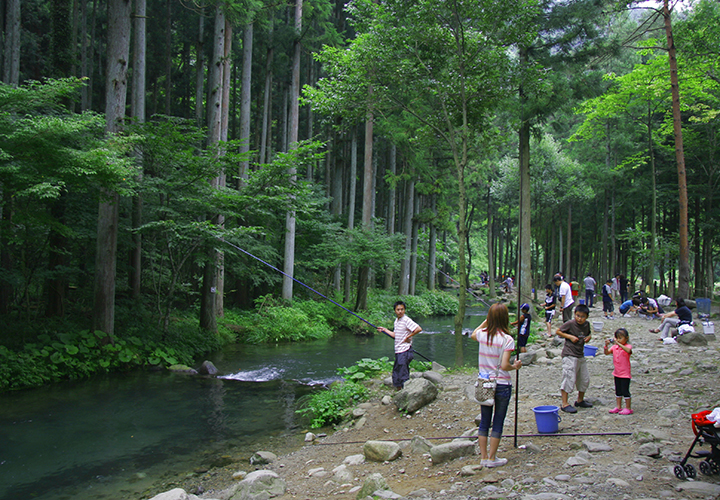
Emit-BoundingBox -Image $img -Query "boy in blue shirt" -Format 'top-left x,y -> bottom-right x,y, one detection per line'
544,285 -> 556,337
511,303 -> 532,352
602,279 -> 615,320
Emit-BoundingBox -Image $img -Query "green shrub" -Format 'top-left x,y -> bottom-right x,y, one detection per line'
296,381 -> 368,428
0,329 -> 199,391
337,357 -> 393,381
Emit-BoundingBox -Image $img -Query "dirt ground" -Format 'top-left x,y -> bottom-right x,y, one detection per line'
167,305 -> 720,500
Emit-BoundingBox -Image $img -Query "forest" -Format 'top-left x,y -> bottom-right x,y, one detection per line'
0,0 -> 718,387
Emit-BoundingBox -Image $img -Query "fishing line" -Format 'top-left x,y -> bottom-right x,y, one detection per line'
215,236 -> 433,363
417,256 -> 491,307
309,431 -> 633,446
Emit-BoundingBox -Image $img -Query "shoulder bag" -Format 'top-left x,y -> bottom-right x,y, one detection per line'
474,351 -> 502,406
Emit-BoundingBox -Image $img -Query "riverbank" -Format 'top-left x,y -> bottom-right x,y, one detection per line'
147,307 -> 720,500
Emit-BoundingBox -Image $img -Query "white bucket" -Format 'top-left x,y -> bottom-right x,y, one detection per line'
703,322 -> 714,334
592,321 -> 604,332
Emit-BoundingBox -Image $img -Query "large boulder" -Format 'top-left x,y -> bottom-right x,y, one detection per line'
356,473 -> 390,500
422,370 -> 444,385
429,440 -> 476,464
148,489 -> 194,500
393,377 -> 438,413
249,451 -> 277,465
363,440 -> 402,462
677,331 -> 708,346
198,360 -> 218,376
230,470 -> 286,500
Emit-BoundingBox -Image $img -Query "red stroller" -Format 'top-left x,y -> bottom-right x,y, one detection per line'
674,410 -> 720,479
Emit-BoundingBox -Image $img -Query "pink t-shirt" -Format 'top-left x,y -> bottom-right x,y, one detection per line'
476,328 -> 515,385
611,343 -> 632,379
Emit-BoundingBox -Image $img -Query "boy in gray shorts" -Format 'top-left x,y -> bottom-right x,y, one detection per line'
556,303 -> 592,413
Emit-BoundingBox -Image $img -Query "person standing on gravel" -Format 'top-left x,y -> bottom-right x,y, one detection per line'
377,301 -> 422,390
554,274 -> 574,323
604,328 -> 633,415
470,303 -> 522,468
556,303 -> 592,414
584,273 -> 596,308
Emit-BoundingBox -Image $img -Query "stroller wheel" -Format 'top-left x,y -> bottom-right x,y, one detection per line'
711,460 -> 720,475
683,463 -> 696,479
699,460 -> 712,476
674,464 -> 687,480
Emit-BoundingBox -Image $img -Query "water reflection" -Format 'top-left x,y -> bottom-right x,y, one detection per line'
0,311 -> 487,500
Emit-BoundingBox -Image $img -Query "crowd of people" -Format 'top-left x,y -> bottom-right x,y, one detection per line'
378,271 -> 701,469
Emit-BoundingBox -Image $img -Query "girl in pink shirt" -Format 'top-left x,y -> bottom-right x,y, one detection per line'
604,328 -> 633,415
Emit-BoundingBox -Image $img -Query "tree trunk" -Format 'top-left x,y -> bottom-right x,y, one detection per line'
344,127 -> 357,302
663,0 -> 690,298
566,205 -> 572,280
282,0 -> 302,301
199,5 -> 225,332
399,179 -> 414,296
80,0 -> 90,110
409,190 -> 419,295
194,8 -> 205,127
518,53 -> 533,308
355,96 -> 374,311
93,0 -> 130,337
3,0 -> 20,85
648,105 -> 657,291
215,17 -> 232,318
384,142 -> 396,290
259,18 -> 273,164
486,183 -> 495,299
129,0 -> 146,301
164,0 -> 172,115
427,194 -> 437,291
239,22 -> 253,180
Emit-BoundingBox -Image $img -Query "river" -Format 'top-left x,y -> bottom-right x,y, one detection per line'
0,310 -> 487,500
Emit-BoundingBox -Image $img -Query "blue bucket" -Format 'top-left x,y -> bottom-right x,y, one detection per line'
532,405 -> 561,433
584,344 -> 598,357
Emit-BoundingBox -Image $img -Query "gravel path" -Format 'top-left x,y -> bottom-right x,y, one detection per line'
159,308 -> 720,500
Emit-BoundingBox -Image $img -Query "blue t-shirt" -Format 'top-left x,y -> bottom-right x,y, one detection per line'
619,300 -> 634,313
518,312 -> 531,337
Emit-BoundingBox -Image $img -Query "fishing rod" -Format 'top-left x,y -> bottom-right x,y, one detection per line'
216,236 -> 433,363
310,431 -> 633,446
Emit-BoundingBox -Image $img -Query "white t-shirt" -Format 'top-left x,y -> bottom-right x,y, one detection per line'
394,315 -> 420,354
583,276 -> 596,290
558,281 -> 574,308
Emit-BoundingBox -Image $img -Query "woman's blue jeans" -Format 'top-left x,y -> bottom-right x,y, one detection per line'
478,384 -> 512,439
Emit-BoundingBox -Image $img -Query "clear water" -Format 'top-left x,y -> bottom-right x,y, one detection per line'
0,311 -> 486,500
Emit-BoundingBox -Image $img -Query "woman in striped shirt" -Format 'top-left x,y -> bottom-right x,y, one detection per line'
470,303 -> 522,468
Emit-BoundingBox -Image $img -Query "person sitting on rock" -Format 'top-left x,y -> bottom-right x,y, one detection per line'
650,297 -> 693,340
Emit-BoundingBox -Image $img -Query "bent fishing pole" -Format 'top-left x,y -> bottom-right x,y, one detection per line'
216,236 -> 433,363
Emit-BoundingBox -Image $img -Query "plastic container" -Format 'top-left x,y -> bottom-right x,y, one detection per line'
592,321 -> 604,332
583,344 -> 598,357
532,405 -> 561,433
579,299 -> 585,305
703,321 -> 714,334
697,298 -> 711,318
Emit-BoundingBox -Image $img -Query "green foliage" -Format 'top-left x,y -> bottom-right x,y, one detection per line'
232,295 -> 334,344
296,381 -> 369,428
337,356 -> 393,381
409,360 -> 432,372
0,330 -> 192,391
